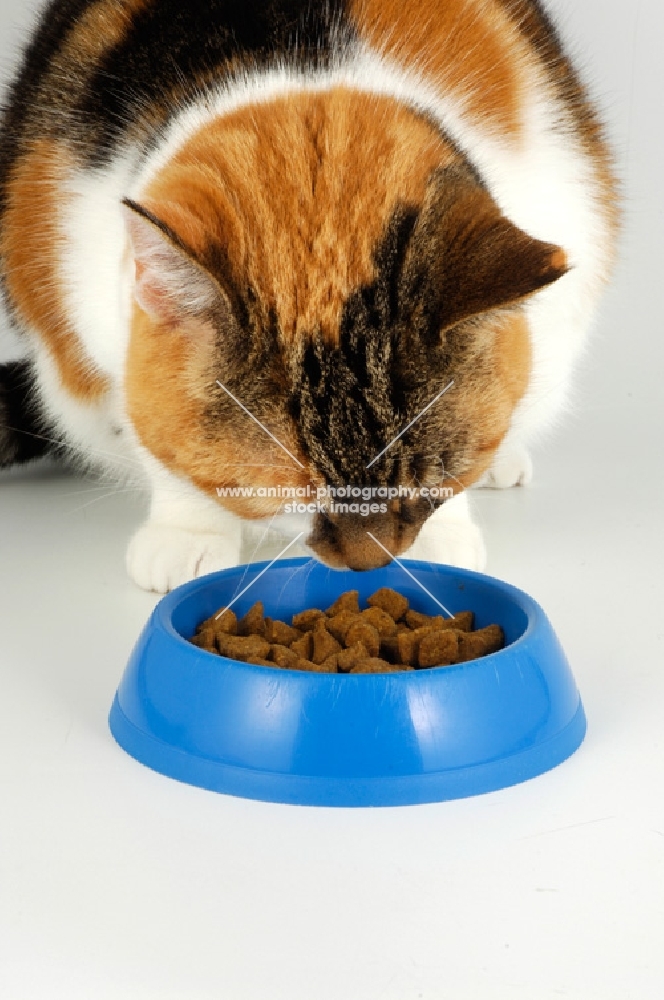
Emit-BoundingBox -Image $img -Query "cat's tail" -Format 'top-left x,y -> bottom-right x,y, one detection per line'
0,359 -> 56,467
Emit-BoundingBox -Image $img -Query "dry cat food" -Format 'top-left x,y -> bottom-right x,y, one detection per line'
190,588 -> 504,673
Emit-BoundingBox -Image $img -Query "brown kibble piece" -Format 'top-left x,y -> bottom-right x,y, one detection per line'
350,657 -> 414,674
317,654 -> 338,673
311,622 -> 342,664
291,608 -> 326,631
408,611 -> 475,632
291,657 -> 316,671
337,642 -> 369,672
405,609 -> 438,629
325,590 -> 360,615
269,644 -> 300,669
190,630 -> 216,653
344,620 -> 380,657
237,601 -> 266,637
264,618 -> 302,645
417,630 -> 460,668
367,587 -> 409,621
403,610 -> 473,633
361,606 -> 398,637
291,632 -> 314,660
396,630 -> 420,666
325,610 -> 361,643
199,607 -> 238,636
405,610 -> 459,631
291,656 -> 336,673
245,656 -> 276,667
457,624 -> 504,662
451,611 -> 474,632
216,633 -> 271,661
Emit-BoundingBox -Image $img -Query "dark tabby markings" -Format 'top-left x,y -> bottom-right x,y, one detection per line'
290,205 -> 423,485
289,163 -> 567,486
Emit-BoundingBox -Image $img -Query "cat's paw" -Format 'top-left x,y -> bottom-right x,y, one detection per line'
481,443 -> 533,489
403,514 -> 487,572
126,521 -> 242,593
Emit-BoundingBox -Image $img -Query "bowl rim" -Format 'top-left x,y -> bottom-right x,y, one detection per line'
152,557 -> 544,678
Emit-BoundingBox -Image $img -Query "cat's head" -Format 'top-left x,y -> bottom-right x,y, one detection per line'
123,89 -> 567,570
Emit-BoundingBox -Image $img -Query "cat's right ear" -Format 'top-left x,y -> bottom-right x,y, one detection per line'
122,198 -> 222,324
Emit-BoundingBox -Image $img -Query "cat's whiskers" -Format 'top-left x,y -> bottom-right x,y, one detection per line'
242,503 -> 290,568
0,423 -> 145,470
412,474 -> 437,513
211,463 -> 300,471
60,485 -> 147,516
2,425 -> 302,480
274,555 -> 318,608
56,482 -> 149,499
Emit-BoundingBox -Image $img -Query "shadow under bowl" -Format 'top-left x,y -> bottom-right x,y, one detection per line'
109,557 -> 586,807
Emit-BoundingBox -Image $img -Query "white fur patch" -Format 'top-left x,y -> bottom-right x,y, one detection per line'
29,337 -> 142,484
59,157 -> 138,382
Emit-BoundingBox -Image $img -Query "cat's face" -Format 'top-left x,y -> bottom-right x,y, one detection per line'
123,90 -> 566,570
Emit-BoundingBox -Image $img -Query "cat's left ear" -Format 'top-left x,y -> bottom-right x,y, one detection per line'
122,198 -> 222,323
401,164 -> 570,334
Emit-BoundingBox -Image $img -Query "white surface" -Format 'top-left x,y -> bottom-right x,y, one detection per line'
1,1 -> 663,998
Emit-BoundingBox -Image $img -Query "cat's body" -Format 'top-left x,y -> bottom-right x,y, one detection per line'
0,0 -> 617,591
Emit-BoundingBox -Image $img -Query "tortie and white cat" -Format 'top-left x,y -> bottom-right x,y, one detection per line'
0,0 -> 618,591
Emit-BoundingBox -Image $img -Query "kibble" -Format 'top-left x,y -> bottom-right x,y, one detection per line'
325,590 -> 360,615
366,587 -> 409,621
360,606 -> 399,637
190,588 -> 505,673
344,620 -> 381,658
237,601 -> 266,637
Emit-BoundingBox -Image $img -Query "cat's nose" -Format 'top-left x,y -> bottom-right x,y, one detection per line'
338,514 -> 394,570
307,511 -> 397,571
342,540 -> 392,572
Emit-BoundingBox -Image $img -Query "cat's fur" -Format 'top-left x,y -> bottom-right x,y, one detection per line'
0,0 -> 617,591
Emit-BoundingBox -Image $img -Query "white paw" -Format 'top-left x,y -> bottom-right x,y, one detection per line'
481,444 -> 533,489
404,513 -> 487,572
126,521 -> 242,593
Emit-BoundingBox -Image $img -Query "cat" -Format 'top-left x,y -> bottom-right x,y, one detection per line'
0,0 -> 618,592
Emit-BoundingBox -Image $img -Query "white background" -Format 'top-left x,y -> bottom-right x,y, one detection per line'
1,1 -> 663,998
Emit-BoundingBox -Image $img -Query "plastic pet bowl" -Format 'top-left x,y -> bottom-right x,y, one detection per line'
109,558 -> 586,807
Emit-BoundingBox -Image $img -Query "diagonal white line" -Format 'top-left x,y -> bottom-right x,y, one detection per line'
365,532 -> 453,618
216,380 -> 305,469
214,532 -> 305,618
365,380 -> 455,470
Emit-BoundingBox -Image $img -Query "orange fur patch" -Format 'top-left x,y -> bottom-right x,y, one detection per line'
139,89 -> 460,346
1,139 -> 108,399
453,311 -> 532,490
349,0 -> 530,136
125,308 -> 313,514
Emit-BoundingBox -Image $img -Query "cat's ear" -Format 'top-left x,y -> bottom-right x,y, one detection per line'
402,165 -> 569,333
122,198 -> 222,323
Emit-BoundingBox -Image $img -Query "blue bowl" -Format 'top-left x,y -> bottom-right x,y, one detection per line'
109,558 -> 586,807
